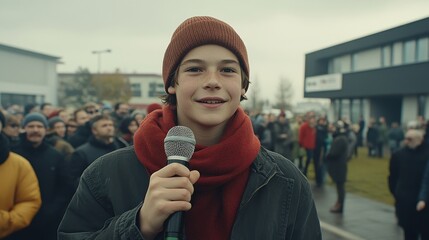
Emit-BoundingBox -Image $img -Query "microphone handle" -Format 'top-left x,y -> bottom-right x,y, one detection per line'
165,159 -> 189,240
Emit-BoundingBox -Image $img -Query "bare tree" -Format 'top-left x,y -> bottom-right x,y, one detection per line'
248,76 -> 265,111
275,77 -> 293,110
58,67 -> 98,108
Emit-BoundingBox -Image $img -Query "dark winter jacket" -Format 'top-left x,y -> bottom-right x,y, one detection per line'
326,133 -> 349,183
273,121 -> 293,159
418,161 -> 429,202
366,126 -> 379,146
67,121 -> 92,148
389,143 -> 429,229
67,135 -> 128,191
10,134 -> 68,240
58,146 -> 321,239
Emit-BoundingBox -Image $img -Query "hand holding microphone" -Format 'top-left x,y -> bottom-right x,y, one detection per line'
138,126 -> 198,240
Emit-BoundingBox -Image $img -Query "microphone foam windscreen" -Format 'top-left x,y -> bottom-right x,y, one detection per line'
164,126 -> 196,160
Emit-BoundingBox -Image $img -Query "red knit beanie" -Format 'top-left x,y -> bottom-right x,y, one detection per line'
162,16 -> 249,93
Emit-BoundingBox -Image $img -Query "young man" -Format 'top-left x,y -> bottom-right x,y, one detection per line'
67,115 -> 128,191
59,16 -> 321,240
67,108 -> 91,148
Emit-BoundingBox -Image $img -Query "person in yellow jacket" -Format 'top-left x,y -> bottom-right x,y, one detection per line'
0,111 -> 41,238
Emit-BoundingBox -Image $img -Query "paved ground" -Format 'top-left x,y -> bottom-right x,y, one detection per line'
312,184 -> 403,240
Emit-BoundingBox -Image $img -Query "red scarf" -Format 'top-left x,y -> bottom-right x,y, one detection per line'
134,106 -> 260,240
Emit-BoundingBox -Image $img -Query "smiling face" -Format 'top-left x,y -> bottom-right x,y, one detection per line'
168,44 -> 245,133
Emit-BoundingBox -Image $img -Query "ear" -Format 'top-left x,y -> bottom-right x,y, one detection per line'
168,86 -> 176,94
241,88 -> 246,95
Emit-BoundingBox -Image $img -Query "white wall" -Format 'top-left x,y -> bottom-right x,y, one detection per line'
0,48 -> 58,105
128,75 -> 164,105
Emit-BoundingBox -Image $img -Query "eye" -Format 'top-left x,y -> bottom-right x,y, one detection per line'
185,67 -> 203,72
221,67 -> 238,73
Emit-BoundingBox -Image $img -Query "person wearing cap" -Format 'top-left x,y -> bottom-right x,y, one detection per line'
59,16 -> 321,240
11,112 -> 69,240
0,111 -> 42,238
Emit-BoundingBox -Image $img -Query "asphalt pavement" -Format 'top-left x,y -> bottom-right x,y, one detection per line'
312,184 -> 403,240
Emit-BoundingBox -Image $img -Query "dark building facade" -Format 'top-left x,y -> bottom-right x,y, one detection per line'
304,17 -> 429,127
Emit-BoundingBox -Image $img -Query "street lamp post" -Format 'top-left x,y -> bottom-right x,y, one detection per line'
92,49 -> 111,73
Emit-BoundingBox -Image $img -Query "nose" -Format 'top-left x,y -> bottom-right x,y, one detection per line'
203,71 -> 221,90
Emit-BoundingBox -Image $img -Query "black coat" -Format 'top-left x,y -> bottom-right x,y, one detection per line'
58,147 -> 321,239
67,122 -> 92,148
388,143 -> 429,229
326,133 -> 349,183
10,134 -> 68,240
67,135 -> 128,191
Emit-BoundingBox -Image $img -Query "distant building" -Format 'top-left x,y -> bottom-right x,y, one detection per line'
293,101 -> 328,116
304,17 -> 429,126
127,73 -> 164,110
0,43 -> 60,107
58,73 -> 164,111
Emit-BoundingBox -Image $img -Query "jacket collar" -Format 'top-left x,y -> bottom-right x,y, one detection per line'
19,132 -> 48,151
239,148 -> 282,206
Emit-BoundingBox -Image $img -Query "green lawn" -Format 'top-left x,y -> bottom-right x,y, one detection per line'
308,147 -> 395,205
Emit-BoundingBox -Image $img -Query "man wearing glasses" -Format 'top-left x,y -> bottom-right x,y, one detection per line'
1,113 -> 21,148
389,129 -> 429,240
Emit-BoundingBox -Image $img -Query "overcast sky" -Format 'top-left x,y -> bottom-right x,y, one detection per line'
1,0 -> 429,104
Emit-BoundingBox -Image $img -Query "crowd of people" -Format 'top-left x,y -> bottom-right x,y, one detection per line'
249,109 -> 429,239
0,101 -> 162,239
2,100 -> 429,239
249,110 -> 359,214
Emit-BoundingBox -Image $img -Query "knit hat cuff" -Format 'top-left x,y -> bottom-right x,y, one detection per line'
22,112 -> 48,128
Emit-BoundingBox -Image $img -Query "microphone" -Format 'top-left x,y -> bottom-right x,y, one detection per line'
164,126 -> 196,240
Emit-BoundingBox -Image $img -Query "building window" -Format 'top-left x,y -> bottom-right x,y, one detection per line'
351,99 -> 361,123
340,99 -> 350,120
0,93 -> 38,107
328,54 -> 351,73
352,48 -> 381,72
131,83 -> 141,97
382,45 -> 391,67
392,42 -> 403,66
149,82 -> 165,97
417,37 -> 429,62
418,95 -> 426,118
403,40 -> 416,64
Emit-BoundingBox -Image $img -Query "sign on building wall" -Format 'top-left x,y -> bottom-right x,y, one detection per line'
305,73 -> 342,92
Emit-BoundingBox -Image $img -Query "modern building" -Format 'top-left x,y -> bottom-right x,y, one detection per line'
0,43 -> 60,107
304,17 -> 429,127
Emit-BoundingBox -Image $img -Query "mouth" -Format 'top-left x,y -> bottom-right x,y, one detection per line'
196,98 -> 226,104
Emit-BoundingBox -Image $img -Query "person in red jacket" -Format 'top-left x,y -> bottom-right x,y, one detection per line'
299,112 -> 317,180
